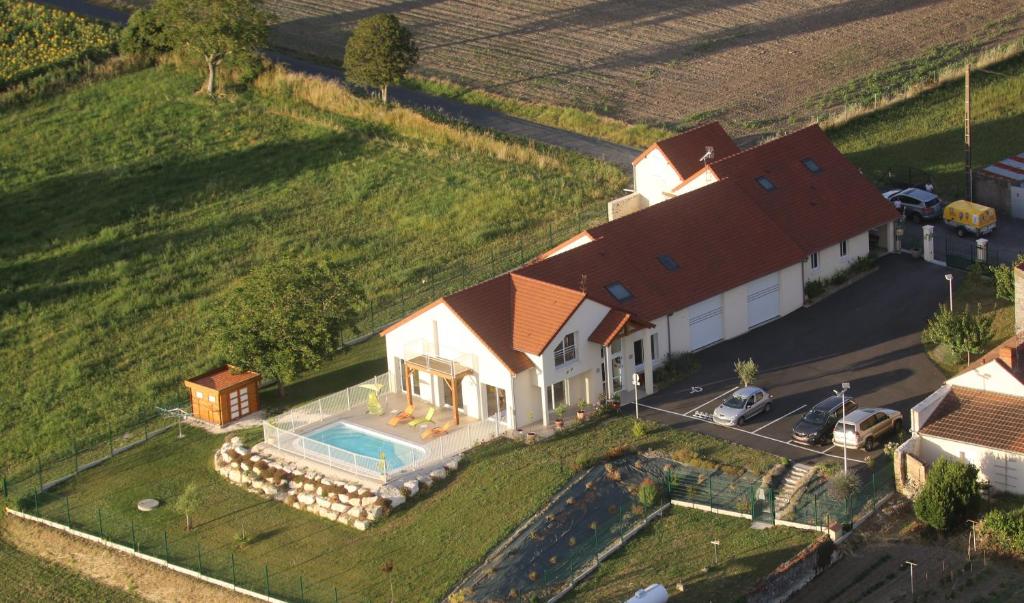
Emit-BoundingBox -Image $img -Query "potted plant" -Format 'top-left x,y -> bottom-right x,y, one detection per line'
611,393 -> 621,411
553,403 -> 568,430
576,399 -> 586,422
526,431 -> 537,445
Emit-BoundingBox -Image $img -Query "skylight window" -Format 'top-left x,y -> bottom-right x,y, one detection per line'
802,158 -> 821,173
756,176 -> 775,191
606,282 -> 633,302
658,254 -> 679,271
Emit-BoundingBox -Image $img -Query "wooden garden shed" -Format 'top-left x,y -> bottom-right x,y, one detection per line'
184,365 -> 261,426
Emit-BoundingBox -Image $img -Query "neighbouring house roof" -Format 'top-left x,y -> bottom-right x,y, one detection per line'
517,178 -> 808,321
981,152 -> 1024,184
633,122 -> 740,180
589,309 -> 652,346
706,125 -> 900,254
441,274 -> 535,374
919,386 -> 1024,454
185,365 -> 260,391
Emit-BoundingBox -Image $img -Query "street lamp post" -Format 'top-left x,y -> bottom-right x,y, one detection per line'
834,382 -> 851,475
632,373 -> 641,420
905,561 -> 917,595
945,273 -> 954,311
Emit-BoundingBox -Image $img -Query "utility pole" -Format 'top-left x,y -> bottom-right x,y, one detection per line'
965,62 -> 972,201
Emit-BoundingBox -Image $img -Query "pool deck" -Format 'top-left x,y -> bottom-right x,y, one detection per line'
340,392 -> 483,447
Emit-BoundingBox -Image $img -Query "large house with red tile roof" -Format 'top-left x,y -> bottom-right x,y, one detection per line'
381,124 -> 899,431
898,263 -> 1024,496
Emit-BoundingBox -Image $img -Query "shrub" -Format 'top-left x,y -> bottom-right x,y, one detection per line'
990,254 -> 1024,302
605,444 -> 633,460
827,472 -> 862,500
980,507 -> 1024,556
849,255 -> 876,275
922,304 -> 994,364
636,478 -> 660,508
817,462 -> 840,478
655,352 -> 699,384
805,279 -> 826,300
734,358 -> 758,387
119,8 -> 168,60
631,420 -> 647,439
913,457 -> 979,532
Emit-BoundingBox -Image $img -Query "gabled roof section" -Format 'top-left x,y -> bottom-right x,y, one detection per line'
443,274 -> 534,374
517,179 -> 807,321
589,310 -> 653,346
634,122 -> 740,181
707,125 -> 899,253
510,273 -> 586,355
920,386 -> 1024,454
185,365 -> 260,391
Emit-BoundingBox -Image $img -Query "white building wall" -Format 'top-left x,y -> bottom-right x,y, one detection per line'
779,263 -> 804,315
675,168 -> 719,195
512,369 -> 541,428
947,360 -> 1024,397
803,231 -> 870,283
383,303 -> 520,421
538,299 -> 610,400
634,148 -> 682,205
722,285 -> 749,340
917,434 -> 1024,495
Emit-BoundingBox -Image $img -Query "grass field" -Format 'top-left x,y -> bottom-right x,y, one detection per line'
829,50 -> 1024,199
21,412 -> 782,602
565,507 -> 815,602
0,62 -> 625,470
0,531 -> 139,602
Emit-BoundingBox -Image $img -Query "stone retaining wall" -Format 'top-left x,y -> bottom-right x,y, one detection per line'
746,535 -> 836,603
214,437 -> 459,531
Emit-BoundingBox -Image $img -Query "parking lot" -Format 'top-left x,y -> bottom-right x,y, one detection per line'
635,254 -> 949,467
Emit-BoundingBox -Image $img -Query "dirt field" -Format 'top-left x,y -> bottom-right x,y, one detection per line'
791,499 -> 1024,603
256,0 -> 1023,133
1,515 -> 256,603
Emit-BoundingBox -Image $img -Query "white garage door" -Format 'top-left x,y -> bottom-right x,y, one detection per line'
689,295 -> 723,350
747,273 -> 780,328
1011,186 -> 1024,219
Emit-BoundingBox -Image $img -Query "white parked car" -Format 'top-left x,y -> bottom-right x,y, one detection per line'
713,386 -> 772,426
832,408 -> 903,450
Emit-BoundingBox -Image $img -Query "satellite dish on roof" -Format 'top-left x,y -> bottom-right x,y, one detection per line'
699,146 -> 714,164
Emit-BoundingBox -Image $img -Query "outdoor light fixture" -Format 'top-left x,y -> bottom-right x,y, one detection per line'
632,373 -> 641,420
945,273 -> 954,311
833,382 -> 851,475
904,561 -> 917,594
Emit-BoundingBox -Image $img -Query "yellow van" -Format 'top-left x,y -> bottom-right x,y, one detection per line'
943,200 -> 996,238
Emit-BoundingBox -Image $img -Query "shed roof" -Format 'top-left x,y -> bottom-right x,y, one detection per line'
185,365 -> 260,391
981,152 -> 1024,184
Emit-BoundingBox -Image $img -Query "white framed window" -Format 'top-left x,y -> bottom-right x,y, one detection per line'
554,332 -> 576,366
651,333 -> 659,362
195,391 -> 203,399
839,239 -> 848,257
810,252 -> 819,270
396,358 -> 421,396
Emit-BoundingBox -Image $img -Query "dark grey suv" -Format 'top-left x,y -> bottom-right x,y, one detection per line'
791,395 -> 857,445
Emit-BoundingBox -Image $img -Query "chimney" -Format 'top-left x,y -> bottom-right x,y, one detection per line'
999,342 -> 1023,374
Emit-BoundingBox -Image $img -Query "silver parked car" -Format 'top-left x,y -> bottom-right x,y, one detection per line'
713,386 -> 772,426
832,408 -> 903,450
882,188 -> 942,222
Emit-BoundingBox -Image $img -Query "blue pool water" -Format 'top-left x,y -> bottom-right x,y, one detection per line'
306,423 -> 424,469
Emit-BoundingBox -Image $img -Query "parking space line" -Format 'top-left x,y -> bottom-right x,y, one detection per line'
687,386 -> 739,413
821,445 -> 835,454
751,404 -> 806,434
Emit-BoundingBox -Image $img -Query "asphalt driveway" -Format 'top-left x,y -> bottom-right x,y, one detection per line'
633,253 -> 950,467
901,216 -> 1024,264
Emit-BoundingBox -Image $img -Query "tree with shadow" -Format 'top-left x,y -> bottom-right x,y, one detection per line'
343,14 -> 418,105
211,258 -> 363,397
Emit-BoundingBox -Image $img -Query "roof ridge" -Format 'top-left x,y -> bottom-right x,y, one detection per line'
710,124 -> 821,166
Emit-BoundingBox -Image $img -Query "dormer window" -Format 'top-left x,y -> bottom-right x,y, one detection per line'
802,158 -> 821,173
756,176 -> 775,191
658,254 -> 679,271
606,282 -> 633,302
554,332 -> 576,366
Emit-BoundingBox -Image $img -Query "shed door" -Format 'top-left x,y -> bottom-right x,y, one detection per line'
229,390 -> 241,420
747,273 -> 780,328
1011,186 -> 1024,219
689,295 -> 723,351
239,387 -> 250,416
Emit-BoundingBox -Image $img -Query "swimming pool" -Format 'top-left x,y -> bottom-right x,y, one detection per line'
305,422 -> 425,470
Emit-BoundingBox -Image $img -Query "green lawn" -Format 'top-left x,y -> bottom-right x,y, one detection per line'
828,51 -> 1024,199
924,270 -> 1015,376
566,507 -> 815,602
0,63 -> 626,469
23,412 -> 781,602
0,531 -> 140,602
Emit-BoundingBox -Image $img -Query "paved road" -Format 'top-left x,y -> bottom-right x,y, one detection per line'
630,254 -> 948,468
36,0 -> 640,170
901,216 -> 1024,265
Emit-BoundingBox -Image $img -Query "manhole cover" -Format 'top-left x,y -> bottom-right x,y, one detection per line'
137,498 -> 160,512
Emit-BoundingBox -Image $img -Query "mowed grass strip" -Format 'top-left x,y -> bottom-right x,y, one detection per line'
0,532 -> 141,602
828,50 -> 1024,198
565,507 -> 815,602
32,414 -> 780,602
0,63 -> 626,468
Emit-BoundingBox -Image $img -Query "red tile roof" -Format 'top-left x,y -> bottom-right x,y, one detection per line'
707,125 -> 899,253
443,274 -> 534,373
185,365 -> 260,391
589,310 -> 652,346
510,274 -> 586,355
634,122 -> 741,181
920,386 -> 1024,454
518,178 -> 807,321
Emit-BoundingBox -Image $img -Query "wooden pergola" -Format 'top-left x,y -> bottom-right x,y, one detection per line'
404,354 -> 474,425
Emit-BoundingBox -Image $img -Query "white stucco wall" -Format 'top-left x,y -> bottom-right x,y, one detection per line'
537,299 -> 611,405
916,434 -> 1024,495
383,303 -> 517,423
948,360 -> 1024,397
803,231 -> 870,283
634,148 -> 683,205
675,168 -> 719,195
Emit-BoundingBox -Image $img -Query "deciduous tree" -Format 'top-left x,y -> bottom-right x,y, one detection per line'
175,481 -> 202,531
153,0 -> 270,96
343,14 -> 418,104
913,457 -> 979,532
922,303 -> 993,364
212,260 -> 362,397
733,357 -> 758,387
